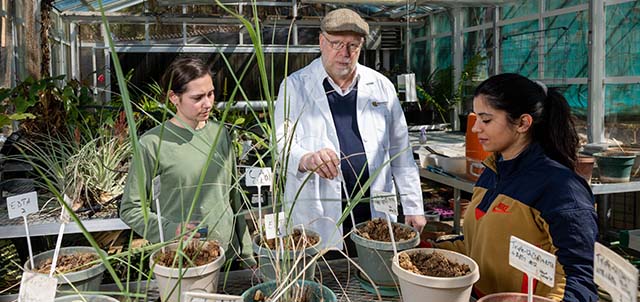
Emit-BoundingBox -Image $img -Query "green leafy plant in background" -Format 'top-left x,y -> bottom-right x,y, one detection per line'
417,53 -> 486,122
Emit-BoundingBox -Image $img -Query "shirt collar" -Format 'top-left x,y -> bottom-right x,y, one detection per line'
322,64 -> 361,97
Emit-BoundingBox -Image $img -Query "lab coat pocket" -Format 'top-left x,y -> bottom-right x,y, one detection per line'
369,105 -> 390,148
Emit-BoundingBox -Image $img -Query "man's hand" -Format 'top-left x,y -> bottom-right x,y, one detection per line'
299,148 -> 340,179
405,215 -> 426,233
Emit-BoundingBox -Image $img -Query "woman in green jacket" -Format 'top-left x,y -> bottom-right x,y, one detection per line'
120,57 -> 254,267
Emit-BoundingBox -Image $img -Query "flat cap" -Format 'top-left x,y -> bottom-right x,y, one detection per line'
321,8 -> 369,36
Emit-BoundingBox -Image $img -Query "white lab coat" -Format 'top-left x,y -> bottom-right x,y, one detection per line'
274,58 -> 423,250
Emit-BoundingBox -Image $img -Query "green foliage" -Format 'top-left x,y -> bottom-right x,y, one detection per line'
418,53 -> 486,120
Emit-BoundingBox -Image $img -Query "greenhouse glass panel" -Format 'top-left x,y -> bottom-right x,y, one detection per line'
544,11 -> 588,79
605,1 -> 640,77
501,0 -> 538,20
545,0 -> 587,11
433,12 -> 451,34
434,36 -> 452,69
410,41 -> 428,83
463,30 -> 492,80
411,26 -> 427,39
604,83 -> 640,145
605,84 -> 640,121
553,84 -> 588,118
463,7 -> 492,28
500,21 -> 539,78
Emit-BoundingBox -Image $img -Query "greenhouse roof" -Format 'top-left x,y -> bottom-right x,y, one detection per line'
54,0 -> 513,16
53,0 -> 144,12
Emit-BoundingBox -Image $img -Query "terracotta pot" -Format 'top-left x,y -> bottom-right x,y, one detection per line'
449,198 -> 471,216
575,155 -> 595,183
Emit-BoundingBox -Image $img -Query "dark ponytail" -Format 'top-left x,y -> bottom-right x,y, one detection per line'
474,73 -> 579,170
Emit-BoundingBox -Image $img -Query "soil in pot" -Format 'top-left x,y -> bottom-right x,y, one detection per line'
155,240 -> 221,268
398,251 -> 470,277
34,252 -> 99,274
260,229 -> 319,250
355,218 -> 417,242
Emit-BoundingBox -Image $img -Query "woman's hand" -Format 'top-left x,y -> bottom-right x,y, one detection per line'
175,221 -> 203,240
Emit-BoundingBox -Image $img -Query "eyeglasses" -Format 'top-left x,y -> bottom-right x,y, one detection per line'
321,33 -> 363,53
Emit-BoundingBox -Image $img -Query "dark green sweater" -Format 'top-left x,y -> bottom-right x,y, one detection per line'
120,121 -> 254,265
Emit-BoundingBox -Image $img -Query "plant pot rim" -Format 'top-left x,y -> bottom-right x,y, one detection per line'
150,242 -> 226,278
54,294 -> 120,302
25,246 -> 107,283
392,248 -> 479,288
252,228 -> 322,254
240,279 -> 336,302
477,292 -> 554,302
350,221 -> 420,251
593,151 -> 637,159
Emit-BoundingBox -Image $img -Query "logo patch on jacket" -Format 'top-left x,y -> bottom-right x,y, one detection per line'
492,202 -> 511,213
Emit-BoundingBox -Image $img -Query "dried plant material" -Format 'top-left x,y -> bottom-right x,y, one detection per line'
155,240 -> 221,268
34,252 -> 99,274
356,218 -> 417,242
399,251 -> 471,277
251,284 -> 312,302
261,229 -> 319,251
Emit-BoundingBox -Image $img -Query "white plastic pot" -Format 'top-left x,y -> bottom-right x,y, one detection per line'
150,242 -> 225,302
392,248 -> 480,302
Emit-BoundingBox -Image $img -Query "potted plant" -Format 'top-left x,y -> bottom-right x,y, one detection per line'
252,228 -> 321,281
150,240 -> 226,302
392,248 -> 480,302
25,246 -> 108,296
55,294 -> 120,302
593,149 -> 637,182
349,218 -> 419,296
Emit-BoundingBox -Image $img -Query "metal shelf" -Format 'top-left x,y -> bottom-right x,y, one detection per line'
0,218 -> 130,239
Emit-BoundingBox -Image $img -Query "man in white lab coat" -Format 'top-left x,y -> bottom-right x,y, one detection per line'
274,8 -> 425,251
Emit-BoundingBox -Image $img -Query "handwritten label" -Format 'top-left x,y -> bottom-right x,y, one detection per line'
59,194 -> 73,224
18,271 -> 57,302
245,168 -> 272,187
372,192 -> 398,216
508,236 -> 556,287
152,175 -> 161,201
594,242 -> 639,302
264,212 -> 286,240
7,191 -> 38,219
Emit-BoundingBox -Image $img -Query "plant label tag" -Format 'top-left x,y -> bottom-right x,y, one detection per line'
509,236 -> 556,287
152,175 -> 161,201
264,212 -> 286,240
245,168 -> 272,187
60,194 -> 73,224
372,192 -> 398,216
251,194 -> 262,205
594,242 -> 638,302
7,191 -> 38,219
18,271 -> 57,302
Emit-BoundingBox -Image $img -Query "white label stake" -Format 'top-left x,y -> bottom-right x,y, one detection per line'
18,271 -> 57,302
50,195 -> 73,277
264,212 -> 286,240
152,176 -> 166,253
7,191 -> 39,269
509,236 -> 557,302
340,177 -> 357,232
594,242 -> 639,302
246,168 -> 273,241
373,192 -> 399,258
